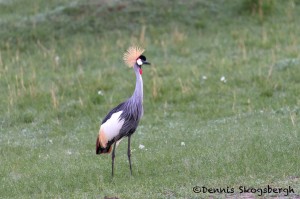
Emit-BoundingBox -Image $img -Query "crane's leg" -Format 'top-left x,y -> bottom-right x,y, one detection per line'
111,141 -> 117,177
127,135 -> 133,175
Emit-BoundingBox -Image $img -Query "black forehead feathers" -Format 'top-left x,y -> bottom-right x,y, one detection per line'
138,55 -> 146,61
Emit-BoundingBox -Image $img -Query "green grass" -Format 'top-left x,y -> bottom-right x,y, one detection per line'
0,0 -> 300,198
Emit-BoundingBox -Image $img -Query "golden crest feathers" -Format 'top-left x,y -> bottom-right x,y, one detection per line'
123,46 -> 145,67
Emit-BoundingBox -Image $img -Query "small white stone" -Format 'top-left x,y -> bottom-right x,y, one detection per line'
220,76 -> 227,83
181,142 -> 185,146
97,90 -> 104,96
202,75 -> 207,80
139,144 -> 145,149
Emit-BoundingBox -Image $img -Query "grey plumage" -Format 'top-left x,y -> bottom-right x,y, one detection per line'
96,52 -> 150,176
120,64 -> 144,134
96,63 -> 143,152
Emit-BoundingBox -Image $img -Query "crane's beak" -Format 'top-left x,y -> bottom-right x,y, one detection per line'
143,61 -> 151,65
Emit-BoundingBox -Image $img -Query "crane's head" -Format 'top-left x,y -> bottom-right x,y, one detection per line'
136,55 -> 150,74
123,46 -> 150,75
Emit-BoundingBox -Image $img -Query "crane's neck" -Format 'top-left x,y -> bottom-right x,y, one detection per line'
132,64 -> 143,103
124,64 -> 144,120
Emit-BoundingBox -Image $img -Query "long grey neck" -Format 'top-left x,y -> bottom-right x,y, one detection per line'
124,64 -> 144,120
131,64 -> 143,103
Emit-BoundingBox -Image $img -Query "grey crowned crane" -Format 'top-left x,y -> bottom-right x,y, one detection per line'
96,46 -> 150,177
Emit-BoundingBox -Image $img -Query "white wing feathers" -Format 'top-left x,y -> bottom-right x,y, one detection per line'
101,111 -> 124,142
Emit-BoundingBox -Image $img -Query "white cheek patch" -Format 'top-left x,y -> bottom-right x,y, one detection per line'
137,59 -> 143,66
101,111 -> 124,141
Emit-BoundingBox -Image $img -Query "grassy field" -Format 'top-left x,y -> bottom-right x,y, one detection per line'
0,0 -> 300,198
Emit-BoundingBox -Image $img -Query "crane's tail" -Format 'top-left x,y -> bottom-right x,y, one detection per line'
96,131 -> 112,154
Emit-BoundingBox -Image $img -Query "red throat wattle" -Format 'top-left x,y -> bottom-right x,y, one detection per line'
139,68 -> 143,75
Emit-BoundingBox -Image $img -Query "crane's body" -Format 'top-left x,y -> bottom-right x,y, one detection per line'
96,63 -> 143,154
96,46 -> 150,176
